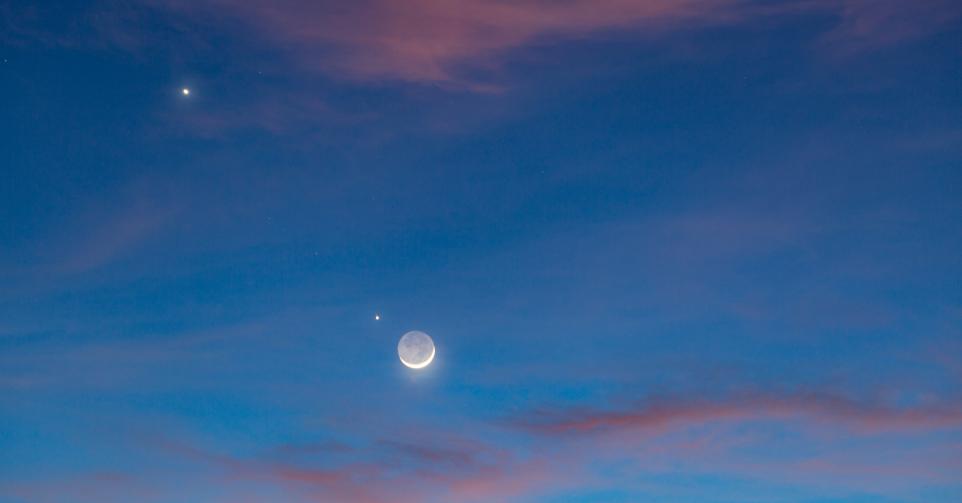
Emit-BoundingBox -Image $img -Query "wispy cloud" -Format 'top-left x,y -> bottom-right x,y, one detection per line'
159,0 -> 736,87
515,391 -> 962,436
156,0 -> 960,86
5,383 -> 960,502
9,1 -> 959,88
142,431 -> 563,503
820,0 -> 962,54
1,471 -> 161,503
2,177 -> 182,280
6,0 -> 956,140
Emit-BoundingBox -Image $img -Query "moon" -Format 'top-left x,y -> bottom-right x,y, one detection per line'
398,330 -> 435,369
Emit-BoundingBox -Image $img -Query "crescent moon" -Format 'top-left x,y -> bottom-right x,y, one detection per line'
398,331 -> 436,369
401,345 -> 435,369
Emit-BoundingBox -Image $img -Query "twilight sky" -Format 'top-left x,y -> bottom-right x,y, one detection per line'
1,1 -> 961,502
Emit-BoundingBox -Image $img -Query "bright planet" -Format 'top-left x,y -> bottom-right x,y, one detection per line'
398,330 -> 435,369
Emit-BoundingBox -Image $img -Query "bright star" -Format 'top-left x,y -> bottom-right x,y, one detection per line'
181,88 -> 190,96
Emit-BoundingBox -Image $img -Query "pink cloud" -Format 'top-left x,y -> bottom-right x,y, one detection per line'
138,431 -> 573,503
57,199 -> 175,274
7,0 -> 956,139
146,0 -> 959,87
6,1 -> 959,91
11,391 -> 961,503
821,0 -> 962,53
1,471 -> 163,503
8,176 -> 183,278
152,0 -> 731,86
517,391 -> 962,436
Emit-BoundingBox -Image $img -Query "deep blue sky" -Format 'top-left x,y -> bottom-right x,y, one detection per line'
2,1 -> 961,502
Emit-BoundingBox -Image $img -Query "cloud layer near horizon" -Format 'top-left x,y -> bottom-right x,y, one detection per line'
5,388 -> 961,502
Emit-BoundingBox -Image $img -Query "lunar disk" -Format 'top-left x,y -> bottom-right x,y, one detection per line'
398,330 -> 435,369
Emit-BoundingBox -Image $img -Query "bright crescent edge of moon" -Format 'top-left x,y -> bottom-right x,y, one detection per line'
401,345 -> 436,369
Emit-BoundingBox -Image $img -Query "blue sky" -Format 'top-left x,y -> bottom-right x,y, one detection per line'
1,1 -> 961,502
